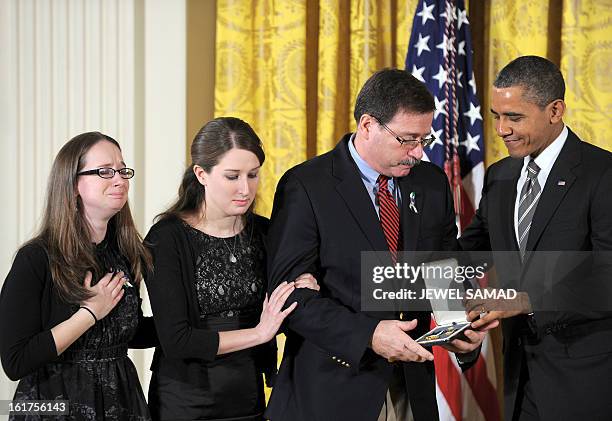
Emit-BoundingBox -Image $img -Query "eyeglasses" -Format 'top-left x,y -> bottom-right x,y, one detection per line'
374,117 -> 436,149
77,167 -> 135,179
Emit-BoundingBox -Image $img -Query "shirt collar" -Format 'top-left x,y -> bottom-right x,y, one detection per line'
348,133 -> 380,185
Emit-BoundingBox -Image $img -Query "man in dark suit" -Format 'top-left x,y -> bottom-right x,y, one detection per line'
461,56 -> 612,420
265,69 -> 490,421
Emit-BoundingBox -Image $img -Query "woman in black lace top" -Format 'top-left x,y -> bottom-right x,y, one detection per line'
0,132 -> 155,420
145,117 -> 318,421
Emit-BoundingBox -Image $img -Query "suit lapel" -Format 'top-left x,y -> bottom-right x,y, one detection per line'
499,159 -> 523,252
398,178 -> 422,251
524,131 -> 581,256
332,136 -> 389,254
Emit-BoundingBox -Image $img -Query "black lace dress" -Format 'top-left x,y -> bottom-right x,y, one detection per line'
147,217 -> 268,421
10,239 -> 151,420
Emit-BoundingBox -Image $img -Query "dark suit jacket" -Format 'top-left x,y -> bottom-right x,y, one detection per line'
265,134 -> 459,421
459,128 -> 612,420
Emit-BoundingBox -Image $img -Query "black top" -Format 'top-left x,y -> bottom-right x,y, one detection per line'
183,220 -> 266,318
144,214 -> 276,388
0,236 -> 156,419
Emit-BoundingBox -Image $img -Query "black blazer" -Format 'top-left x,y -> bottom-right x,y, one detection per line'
265,135 -> 459,421
460,129 -> 612,420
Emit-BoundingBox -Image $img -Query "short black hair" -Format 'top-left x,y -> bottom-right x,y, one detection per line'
494,56 -> 565,108
353,68 -> 435,124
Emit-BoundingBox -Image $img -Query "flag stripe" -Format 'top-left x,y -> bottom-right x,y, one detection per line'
432,318 -> 463,420
464,356 -> 500,420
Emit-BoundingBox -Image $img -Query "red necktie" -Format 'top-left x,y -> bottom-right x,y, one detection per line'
377,175 -> 400,262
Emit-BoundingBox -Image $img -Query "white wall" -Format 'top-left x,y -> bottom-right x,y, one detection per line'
0,0 -> 186,405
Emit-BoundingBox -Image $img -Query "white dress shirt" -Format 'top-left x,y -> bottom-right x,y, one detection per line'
514,125 -> 568,244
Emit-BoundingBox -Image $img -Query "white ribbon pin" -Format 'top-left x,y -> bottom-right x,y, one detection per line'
409,192 -> 418,214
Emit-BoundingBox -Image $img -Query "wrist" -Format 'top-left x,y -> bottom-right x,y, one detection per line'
252,325 -> 267,345
369,322 -> 383,349
519,293 -> 532,314
78,306 -> 98,326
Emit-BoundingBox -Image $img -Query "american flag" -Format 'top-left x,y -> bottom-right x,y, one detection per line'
405,1 -> 499,420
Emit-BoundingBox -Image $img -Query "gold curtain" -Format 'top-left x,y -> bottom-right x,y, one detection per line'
215,0 -> 612,206
484,0 -> 612,164
215,0 -> 418,217
483,0 -> 550,164
560,0 -> 612,152
316,0 -> 419,153
215,0 -> 309,216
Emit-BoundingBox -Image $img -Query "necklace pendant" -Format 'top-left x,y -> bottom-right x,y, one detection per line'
229,253 -> 237,263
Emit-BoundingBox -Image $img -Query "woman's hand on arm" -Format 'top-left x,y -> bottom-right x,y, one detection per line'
51,271 -> 125,354
217,281 -> 297,355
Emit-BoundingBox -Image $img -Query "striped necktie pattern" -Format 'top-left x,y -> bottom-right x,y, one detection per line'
377,175 -> 400,262
517,159 -> 542,259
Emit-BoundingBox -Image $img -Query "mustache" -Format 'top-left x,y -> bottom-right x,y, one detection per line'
398,157 -> 421,166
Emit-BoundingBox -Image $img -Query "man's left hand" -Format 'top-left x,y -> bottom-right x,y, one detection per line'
441,319 -> 499,353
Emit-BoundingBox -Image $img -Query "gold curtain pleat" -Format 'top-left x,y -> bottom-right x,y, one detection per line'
561,0 -> 612,151
348,1 -> 394,133
484,0 -> 551,165
316,0 -> 351,154
396,1 -> 419,67
215,0 -> 308,217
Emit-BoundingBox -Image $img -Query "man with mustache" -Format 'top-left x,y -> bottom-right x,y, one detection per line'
265,68 -> 488,421
461,56 -> 612,420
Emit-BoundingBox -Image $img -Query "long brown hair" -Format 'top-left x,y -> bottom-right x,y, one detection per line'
157,117 -> 265,222
30,132 -> 152,303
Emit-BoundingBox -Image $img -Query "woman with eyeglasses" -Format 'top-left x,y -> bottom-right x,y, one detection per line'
144,117 -> 319,421
0,132 -> 155,420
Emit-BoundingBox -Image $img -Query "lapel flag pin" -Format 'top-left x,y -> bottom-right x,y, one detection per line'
409,192 -> 418,214
558,180 -> 566,186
